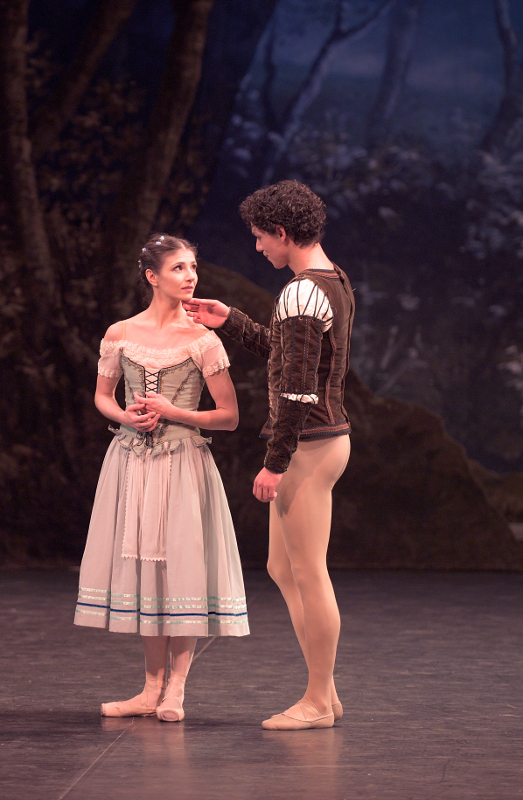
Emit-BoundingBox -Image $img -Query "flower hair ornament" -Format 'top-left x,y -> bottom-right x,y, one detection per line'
139,236 -> 167,268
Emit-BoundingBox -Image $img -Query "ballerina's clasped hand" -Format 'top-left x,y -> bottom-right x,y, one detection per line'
134,391 -> 189,425
119,399 -> 160,432
135,391 -> 177,419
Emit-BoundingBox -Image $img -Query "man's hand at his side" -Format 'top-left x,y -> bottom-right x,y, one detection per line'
253,467 -> 283,503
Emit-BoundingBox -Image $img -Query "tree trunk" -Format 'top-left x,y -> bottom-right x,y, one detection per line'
155,0 -> 279,235
30,0 -> 138,162
0,3 -> 105,564
262,0 -> 397,185
482,0 -> 523,156
103,0 -> 214,320
366,0 -> 424,150
0,0 -> 53,314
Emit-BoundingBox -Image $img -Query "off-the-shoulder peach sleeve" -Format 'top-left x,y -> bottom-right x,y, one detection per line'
191,331 -> 230,378
98,339 -> 124,379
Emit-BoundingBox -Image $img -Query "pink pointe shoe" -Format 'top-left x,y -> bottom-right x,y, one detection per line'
101,684 -> 164,717
262,701 -> 335,731
156,675 -> 186,722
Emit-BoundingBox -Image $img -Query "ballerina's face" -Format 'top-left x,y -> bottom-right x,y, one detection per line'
148,248 -> 198,301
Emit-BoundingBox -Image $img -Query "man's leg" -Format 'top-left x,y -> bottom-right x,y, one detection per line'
268,504 -> 341,708
263,435 -> 350,729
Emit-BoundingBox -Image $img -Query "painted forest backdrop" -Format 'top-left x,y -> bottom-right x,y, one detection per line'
1,0 -> 523,568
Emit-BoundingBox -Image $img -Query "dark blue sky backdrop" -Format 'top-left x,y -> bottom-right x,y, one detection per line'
185,0 -> 523,286
30,0 -> 523,282
30,0 -> 523,146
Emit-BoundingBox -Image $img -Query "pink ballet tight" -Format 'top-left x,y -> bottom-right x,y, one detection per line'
142,634 -> 197,686
100,635 -> 197,718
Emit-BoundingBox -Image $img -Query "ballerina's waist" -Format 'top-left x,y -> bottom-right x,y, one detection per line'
108,422 -> 211,457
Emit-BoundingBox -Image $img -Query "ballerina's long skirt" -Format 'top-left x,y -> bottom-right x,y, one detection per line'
74,438 -> 249,637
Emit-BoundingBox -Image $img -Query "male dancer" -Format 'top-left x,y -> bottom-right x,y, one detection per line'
185,180 -> 355,730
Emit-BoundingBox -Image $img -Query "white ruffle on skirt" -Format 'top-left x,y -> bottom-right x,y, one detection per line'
74,438 -> 249,637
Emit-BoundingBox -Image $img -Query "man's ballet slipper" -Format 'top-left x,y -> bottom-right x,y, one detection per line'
262,701 -> 334,731
100,693 -> 159,718
156,676 -> 185,722
270,701 -> 343,721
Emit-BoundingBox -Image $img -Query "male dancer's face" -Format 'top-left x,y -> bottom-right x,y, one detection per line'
252,225 -> 289,270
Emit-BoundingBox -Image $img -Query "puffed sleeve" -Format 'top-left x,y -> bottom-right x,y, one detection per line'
191,331 -> 231,378
98,339 -> 123,379
264,279 -> 331,473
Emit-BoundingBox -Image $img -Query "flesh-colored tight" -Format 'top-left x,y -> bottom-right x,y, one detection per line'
141,635 -> 197,697
268,434 -> 350,716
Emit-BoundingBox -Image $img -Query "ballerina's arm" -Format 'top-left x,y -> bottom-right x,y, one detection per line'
140,368 -> 239,432
95,374 -> 160,432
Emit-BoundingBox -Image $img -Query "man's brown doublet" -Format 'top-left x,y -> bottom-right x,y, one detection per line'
222,264 -> 355,473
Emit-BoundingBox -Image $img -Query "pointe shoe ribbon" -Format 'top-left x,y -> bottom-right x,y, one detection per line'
262,701 -> 335,731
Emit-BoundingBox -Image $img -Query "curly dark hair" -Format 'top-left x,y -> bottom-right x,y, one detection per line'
239,180 -> 326,245
137,233 -> 197,303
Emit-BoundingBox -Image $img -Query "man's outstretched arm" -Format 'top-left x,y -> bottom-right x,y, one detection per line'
222,307 -> 271,359
184,299 -> 271,359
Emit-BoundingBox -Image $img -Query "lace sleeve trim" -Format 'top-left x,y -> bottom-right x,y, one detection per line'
202,356 -> 230,378
99,329 -> 220,368
197,330 -> 224,356
98,366 -> 123,378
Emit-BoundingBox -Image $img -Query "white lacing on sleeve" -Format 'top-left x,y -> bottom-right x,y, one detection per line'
275,278 -> 333,331
202,356 -> 230,378
280,392 -> 318,404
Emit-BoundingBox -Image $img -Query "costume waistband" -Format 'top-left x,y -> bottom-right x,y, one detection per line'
109,423 -> 210,457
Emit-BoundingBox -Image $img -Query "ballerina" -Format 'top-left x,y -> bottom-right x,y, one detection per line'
74,234 -> 249,722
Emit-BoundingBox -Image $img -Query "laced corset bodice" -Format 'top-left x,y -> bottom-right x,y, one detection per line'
98,329 -> 230,456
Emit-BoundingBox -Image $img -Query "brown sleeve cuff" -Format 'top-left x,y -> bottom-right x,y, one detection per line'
263,397 -> 313,473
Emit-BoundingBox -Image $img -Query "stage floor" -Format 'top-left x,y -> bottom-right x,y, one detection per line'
1,568 -> 523,800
